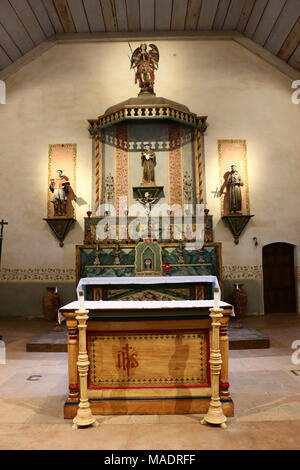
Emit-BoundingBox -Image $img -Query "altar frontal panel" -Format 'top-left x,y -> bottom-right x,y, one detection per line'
87,329 -> 209,389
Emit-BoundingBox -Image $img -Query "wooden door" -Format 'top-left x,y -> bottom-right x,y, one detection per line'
263,243 -> 296,313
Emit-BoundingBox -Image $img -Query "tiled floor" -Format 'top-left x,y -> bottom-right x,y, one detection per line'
0,314 -> 300,450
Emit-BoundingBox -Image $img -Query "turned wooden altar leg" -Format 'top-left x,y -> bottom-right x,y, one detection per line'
201,307 -> 227,429
66,319 -> 79,402
219,317 -> 230,399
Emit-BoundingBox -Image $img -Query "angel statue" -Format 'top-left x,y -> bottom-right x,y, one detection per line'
130,43 -> 159,94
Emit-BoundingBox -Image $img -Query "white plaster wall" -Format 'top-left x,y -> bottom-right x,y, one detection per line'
0,39 -> 299,309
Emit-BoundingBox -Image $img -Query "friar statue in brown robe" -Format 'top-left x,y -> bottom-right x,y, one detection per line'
227,165 -> 244,212
141,143 -> 156,186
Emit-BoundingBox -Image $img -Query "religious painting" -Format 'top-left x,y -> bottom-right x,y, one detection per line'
48,144 -> 76,218
218,140 -> 250,216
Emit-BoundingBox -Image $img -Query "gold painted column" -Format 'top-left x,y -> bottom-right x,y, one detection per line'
193,129 -> 205,204
94,132 -> 103,213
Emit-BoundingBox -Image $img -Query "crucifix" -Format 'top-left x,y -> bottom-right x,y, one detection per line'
0,219 -> 8,267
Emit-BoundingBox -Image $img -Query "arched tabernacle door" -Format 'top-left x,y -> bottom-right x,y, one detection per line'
263,243 -> 297,313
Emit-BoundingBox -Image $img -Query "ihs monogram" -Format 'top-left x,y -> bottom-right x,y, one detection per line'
116,344 -> 139,376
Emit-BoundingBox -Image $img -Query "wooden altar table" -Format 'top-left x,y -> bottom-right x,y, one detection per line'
60,299 -> 234,418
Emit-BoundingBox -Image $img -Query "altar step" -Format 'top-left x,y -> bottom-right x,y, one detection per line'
26,322 -> 270,352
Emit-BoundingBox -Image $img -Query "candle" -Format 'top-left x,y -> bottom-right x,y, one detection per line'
213,287 -> 219,309
164,263 -> 171,274
79,290 -> 85,311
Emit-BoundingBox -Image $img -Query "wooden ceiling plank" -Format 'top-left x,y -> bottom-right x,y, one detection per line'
100,0 -> 117,32
83,0 -> 105,32
197,0 -> 219,30
288,42 -> 300,70
0,46 -> 12,70
0,23 -> 22,60
264,0 -> 300,55
114,0 -> 128,31
42,0 -> 64,33
278,17 -> 300,61
155,0 -> 172,31
185,0 -> 202,30
223,0 -> 247,30
126,0 -> 140,32
213,0 -> 231,30
237,0 -> 256,33
0,0 -> 34,54
27,0 -> 55,38
252,0 -> 286,46
67,0 -> 90,32
244,0 -> 269,37
53,0 -> 76,32
9,0 -> 46,45
171,0 -> 188,31
140,0 -> 154,31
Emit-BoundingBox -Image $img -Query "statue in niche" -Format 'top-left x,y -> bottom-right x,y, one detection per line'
141,143 -> 156,186
49,169 -> 70,216
130,44 -> 159,94
227,165 -> 244,213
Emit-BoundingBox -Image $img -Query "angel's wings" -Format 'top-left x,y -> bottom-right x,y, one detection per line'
149,44 -> 159,69
130,46 -> 142,68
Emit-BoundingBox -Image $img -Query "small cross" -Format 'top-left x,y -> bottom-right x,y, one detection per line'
0,219 -> 8,239
211,188 -> 221,198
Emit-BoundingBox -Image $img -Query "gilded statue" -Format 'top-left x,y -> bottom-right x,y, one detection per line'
130,43 -> 159,94
227,165 -> 244,213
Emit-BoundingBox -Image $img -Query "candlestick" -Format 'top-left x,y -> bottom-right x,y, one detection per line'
79,290 -> 85,311
72,302 -> 98,430
214,287 -> 219,309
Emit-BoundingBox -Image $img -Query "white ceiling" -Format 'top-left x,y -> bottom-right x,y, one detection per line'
0,0 -> 299,72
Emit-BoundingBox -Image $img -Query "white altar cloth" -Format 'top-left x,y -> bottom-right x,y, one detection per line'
76,275 -> 220,299
59,299 -> 232,323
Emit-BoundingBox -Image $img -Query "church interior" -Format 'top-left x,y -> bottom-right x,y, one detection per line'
0,0 -> 300,451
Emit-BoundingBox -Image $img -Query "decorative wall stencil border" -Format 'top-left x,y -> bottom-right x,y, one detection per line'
168,123 -> 183,207
218,140 -> 250,216
223,265 -> 300,281
222,265 -> 263,281
0,268 -> 76,282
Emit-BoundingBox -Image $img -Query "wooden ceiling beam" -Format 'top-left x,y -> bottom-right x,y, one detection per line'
278,16 -> 300,61
53,0 -> 76,33
185,0 -> 202,30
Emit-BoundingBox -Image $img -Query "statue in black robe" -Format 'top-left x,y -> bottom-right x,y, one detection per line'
227,165 -> 244,212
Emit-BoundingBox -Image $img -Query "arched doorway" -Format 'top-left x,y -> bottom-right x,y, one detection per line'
263,243 -> 297,313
